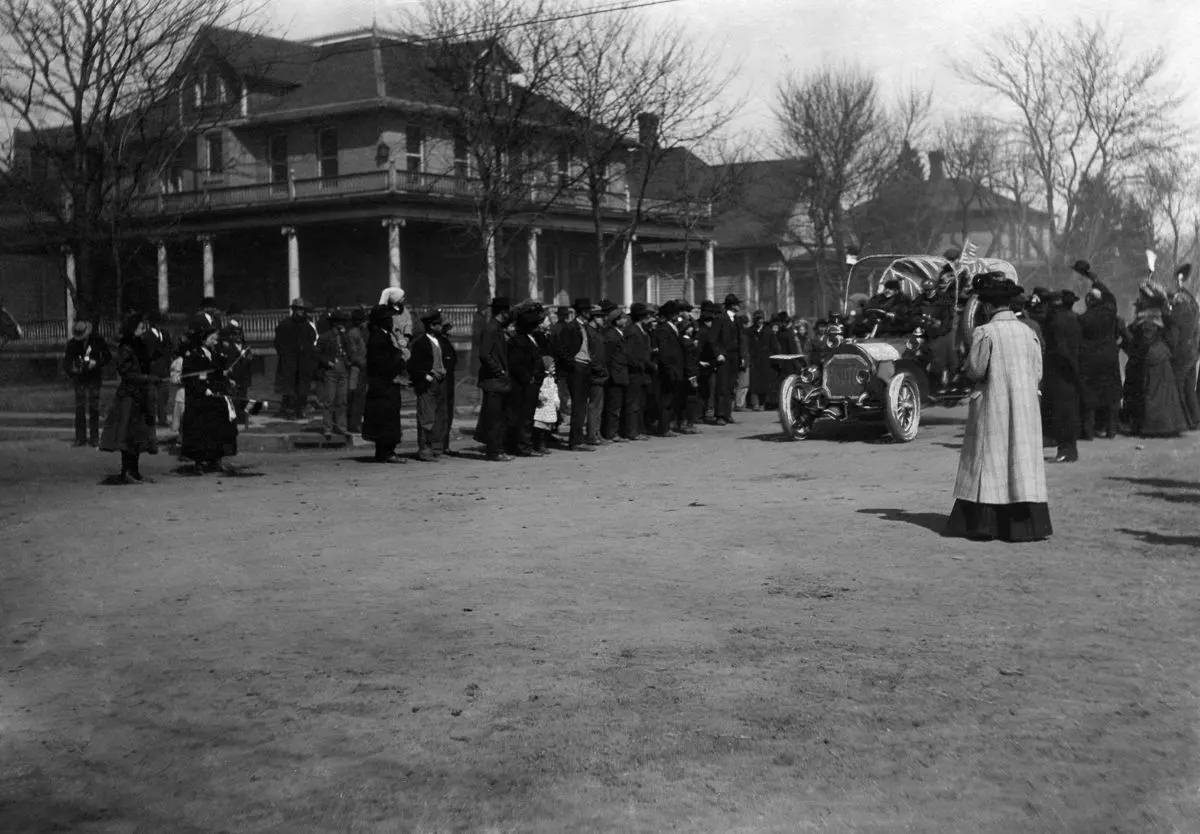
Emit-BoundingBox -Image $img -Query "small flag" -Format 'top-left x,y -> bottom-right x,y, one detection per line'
962,240 -> 978,259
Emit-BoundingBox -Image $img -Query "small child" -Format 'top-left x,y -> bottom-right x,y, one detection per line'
532,356 -> 560,454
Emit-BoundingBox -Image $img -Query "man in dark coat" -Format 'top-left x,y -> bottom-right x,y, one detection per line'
362,304 -> 408,463
555,298 -> 600,451
601,307 -> 630,442
623,302 -> 654,440
745,309 -> 775,410
1043,290 -> 1083,462
913,277 -> 957,389
476,296 -> 513,461
711,293 -> 745,424
273,298 -> 319,419
504,303 -> 547,457
1166,263 -> 1199,429
696,301 -> 720,422
860,279 -> 911,336
652,300 -> 686,436
437,320 -> 459,453
408,309 -> 451,461
64,319 -> 112,446
1072,261 -> 1123,439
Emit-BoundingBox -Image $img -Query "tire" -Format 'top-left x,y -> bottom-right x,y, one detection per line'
777,374 -> 811,440
884,371 -> 921,442
957,293 -> 986,348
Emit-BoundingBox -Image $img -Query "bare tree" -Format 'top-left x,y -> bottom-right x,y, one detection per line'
0,0 -> 257,317
1138,152 -> 1200,270
408,0 -> 580,301
955,18 -> 1182,275
549,6 -> 740,299
775,64 -> 929,312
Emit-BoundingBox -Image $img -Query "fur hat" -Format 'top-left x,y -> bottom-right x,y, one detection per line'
972,272 -> 1024,303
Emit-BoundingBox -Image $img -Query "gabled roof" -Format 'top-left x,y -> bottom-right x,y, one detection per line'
708,159 -> 810,249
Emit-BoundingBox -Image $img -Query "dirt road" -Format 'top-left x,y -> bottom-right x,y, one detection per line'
2,409 -> 1198,832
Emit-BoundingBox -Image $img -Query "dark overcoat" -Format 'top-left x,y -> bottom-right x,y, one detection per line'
1042,308 -> 1082,442
99,339 -> 159,455
362,325 -> 407,445
180,345 -> 237,461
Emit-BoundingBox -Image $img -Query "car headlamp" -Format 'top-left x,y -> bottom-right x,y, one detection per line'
800,365 -> 820,384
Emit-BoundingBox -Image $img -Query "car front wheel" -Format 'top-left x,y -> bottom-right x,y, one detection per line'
884,371 -> 921,442
778,374 -> 812,440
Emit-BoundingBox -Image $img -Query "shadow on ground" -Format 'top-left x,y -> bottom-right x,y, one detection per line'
856,507 -> 947,534
1138,491 -> 1200,505
1109,477 -> 1200,491
1118,528 -> 1200,548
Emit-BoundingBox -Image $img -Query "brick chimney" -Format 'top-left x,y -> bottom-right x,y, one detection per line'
637,112 -> 660,150
928,150 -> 945,182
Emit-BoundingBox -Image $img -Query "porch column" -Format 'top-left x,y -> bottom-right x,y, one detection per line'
622,236 -> 635,307
155,240 -> 169,313
526,227 -> 540,300
383,217 -> 405,290
62,246 -> 76,334
197,233 -> 215,299
281,225 -> 300,301
742,252 -> 753,309
704,239 -> 716,303
783,262 -> 795,314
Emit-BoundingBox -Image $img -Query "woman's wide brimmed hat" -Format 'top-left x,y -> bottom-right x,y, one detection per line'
972,271 -> 1024,303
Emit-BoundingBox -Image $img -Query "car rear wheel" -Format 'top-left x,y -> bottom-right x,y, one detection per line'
778,374 -> 811,440
884,371 -> 921,442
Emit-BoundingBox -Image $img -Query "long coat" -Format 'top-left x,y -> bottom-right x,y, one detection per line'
273,314 -> 319,394
362,325 -> 407,445
1165,289 -> 1200,427
99,339 -> 159,455
180,344 -> 238,462
953,311 -> 1047,505
1042,308 -> 1082,442
1141,329 -> 1188,436
1077,302 -> 1122,408
746,323 -> 774,397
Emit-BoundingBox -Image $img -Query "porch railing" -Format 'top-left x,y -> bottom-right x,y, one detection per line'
131,170 -> 709,220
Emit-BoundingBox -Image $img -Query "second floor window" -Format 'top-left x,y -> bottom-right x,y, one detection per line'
453,133 -> 470,178
317,127 -> 338,179
205,133 -> 223,176
269,134 -> 288,183
406,126 -> 423,174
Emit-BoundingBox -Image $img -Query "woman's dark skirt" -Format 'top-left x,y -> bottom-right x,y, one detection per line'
180,395 -> 238,462
945,499 -> 1053,542
99,394 -> 158,455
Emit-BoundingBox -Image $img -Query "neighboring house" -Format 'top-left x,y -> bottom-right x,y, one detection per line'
634,156 -> 826,319
1,25 -> 700,334
853,151 -> 1055,280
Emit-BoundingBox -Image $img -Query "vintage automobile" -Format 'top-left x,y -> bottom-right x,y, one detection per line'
774,253 -> 1019,442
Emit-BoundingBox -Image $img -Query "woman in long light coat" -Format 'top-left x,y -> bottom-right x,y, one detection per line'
946,274 -> 1053,542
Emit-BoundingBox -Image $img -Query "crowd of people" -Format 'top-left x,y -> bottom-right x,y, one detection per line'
61,253 -> 1199,484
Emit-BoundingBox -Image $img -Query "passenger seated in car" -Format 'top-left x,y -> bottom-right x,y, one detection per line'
913,277 -> 957,389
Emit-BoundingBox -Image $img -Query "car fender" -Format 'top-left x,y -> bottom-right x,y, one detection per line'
893,358 -> 931,401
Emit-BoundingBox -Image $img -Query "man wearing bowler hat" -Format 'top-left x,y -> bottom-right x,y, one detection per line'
273,297 -> 319,419
651,300 -> 686,436
409,308 -> 451,461
624,302 -> 654,439
555,297 -> 601,450
710,293 -> 745,424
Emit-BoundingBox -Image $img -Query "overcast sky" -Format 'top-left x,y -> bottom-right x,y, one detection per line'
265,0 -> 1199,157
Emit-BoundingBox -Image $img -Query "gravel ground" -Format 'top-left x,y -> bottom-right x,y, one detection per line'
1,407 -> 1198,832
